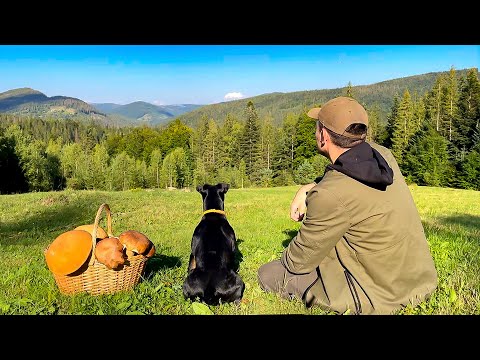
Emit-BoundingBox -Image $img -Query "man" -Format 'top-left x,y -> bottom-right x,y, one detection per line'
257,96 -> 438,315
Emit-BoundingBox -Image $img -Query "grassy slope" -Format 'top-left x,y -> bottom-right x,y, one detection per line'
0,185 -> 479,315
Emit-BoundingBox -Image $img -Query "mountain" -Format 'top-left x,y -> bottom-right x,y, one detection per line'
0,87 -> 107,121
177,68 -> 476,127
91,101 -> 203,126
90,103 -> 122,113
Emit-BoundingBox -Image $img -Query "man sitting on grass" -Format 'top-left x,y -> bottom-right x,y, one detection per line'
257,97 -> 438,315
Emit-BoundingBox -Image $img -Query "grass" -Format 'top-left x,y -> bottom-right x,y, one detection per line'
0,185 -> 479,315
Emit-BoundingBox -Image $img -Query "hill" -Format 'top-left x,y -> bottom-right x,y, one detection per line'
177,68 -> 476,127
0,87 -> 107,122
91,101 -> 203,126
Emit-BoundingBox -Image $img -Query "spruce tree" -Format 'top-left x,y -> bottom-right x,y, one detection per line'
455,68 -> 480,150
391,90 -> 414,166
240,101 -> 262,180
383,95 -> 400,148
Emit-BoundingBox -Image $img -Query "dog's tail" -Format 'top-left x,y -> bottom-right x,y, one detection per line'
183,268 -> 245,305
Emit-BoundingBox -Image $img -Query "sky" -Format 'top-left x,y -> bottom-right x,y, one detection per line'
0,45 -> 478,106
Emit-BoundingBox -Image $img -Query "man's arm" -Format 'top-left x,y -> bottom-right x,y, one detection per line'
282,188 -> 351,274
290,182 -> 316,221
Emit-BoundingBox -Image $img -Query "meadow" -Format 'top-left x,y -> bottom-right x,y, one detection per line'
0,185 -> 479,315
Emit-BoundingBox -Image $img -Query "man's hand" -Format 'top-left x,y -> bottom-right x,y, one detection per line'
290,183 -> 316,221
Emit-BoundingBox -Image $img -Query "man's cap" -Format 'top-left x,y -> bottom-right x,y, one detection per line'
307,96 -> 368,139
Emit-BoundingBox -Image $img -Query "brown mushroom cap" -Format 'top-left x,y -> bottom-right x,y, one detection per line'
74,224 -> 108,240
95,237 -> 126,270
144,243 -> 156,258
119,230 -> 152,255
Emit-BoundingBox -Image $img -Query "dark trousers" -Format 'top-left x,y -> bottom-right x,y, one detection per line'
257,260 -> 318,305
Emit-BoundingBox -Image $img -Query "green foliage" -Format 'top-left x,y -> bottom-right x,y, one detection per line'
293,112 -> 317,169
404,124 -> 455,187
0,68 -> 478,193
391,90 -> 415,165
240,101 -> 262,180
162,147 -> 190,188
294,159 -> 316,185
454,68 -> 480,150
455,150 -> 480,190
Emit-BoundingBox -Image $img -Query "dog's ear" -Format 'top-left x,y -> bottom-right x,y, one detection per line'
196,184 -> 206,194
217,183 -> 230,194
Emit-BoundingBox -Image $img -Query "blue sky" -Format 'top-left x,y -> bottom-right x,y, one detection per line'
0,45 -> 478,105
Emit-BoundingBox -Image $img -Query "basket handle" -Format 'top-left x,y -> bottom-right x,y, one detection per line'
89,203 -> 114,266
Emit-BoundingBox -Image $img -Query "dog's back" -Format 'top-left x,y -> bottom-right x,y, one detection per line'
183,183 -> 245,305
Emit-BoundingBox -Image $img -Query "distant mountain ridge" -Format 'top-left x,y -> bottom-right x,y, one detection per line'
0,87 -> 106,121
177,68 -> 476,127
1,68 -> 476,129
0,87 -> 203,126
91,101 -> 203,126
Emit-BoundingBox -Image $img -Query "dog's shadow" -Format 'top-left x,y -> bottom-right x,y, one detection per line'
144,254 -> 182,279
281,229 -> 298,248
234,239 -> 245,272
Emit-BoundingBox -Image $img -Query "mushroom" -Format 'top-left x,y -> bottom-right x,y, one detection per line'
118,230 -> 152,256
95,237 -> 127,270
74,224 -> 108,241
144,242 -> 156,258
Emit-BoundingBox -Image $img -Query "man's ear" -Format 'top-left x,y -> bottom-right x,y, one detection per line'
217,183 -> 230,194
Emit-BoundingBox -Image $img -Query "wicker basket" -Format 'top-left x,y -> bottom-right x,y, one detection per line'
46,203 -> 149,296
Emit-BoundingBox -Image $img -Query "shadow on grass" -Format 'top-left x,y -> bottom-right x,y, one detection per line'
144,254 -> 182,278
0,193 -> 113,246
234,238 -> 245,272
282,229 -> 298,248
437,214 -> 480,236
422,213 -> 480,246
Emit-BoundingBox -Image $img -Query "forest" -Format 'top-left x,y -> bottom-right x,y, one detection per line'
0,67 -> 479,194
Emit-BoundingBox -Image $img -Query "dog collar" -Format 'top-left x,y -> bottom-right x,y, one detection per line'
202,209 -> 226,216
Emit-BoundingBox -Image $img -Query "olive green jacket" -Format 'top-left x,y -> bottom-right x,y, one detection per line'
281,142 -> 438,315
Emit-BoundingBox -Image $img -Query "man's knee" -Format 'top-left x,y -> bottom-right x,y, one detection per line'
257,260 -> 285,292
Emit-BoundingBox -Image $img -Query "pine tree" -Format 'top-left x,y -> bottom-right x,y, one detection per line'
148,149 -> 162,188
217,113 -> 236,169
293,111 -> 317,169
343,81 -> 355,98
203,119 -> 219,176
260,113 -> 275,171
391,90 -> 415,166
239,101 -> 262,180
425,74 -> 447,133
443,66 -> 459,142
0,129 -> 28,194
194,114 -> 210,163
455,148 -> 480,190
366,104 -> 382,143
404,123 -> 454,187
455,68 -> 480,150
382,95 -> 400,148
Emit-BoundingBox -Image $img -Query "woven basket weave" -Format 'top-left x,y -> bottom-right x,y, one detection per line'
46,203 -> 148,296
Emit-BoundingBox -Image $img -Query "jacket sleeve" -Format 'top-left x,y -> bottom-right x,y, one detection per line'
281,187 -> 351,274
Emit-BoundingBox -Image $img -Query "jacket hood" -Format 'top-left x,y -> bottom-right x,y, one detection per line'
325,142 -> 394,190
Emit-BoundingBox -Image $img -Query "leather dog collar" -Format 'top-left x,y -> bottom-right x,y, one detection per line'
202,209 -> 226,216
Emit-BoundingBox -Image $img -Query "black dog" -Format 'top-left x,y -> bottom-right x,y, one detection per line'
182,183 -> 245,305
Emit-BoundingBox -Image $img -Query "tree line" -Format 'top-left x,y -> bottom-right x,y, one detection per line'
0,67 -> 478,194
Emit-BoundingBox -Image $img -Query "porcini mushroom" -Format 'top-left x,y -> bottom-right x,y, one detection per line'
118,230 -> 152,256
95,237 -> 127,270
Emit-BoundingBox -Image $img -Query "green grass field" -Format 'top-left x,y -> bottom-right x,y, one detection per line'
0,185 -> 479,315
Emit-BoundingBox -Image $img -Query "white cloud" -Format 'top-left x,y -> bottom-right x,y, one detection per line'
153,100 -> 165,105
224,92 -> 244,101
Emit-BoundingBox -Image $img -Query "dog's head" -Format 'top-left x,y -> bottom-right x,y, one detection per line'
196,183 -> 230,211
